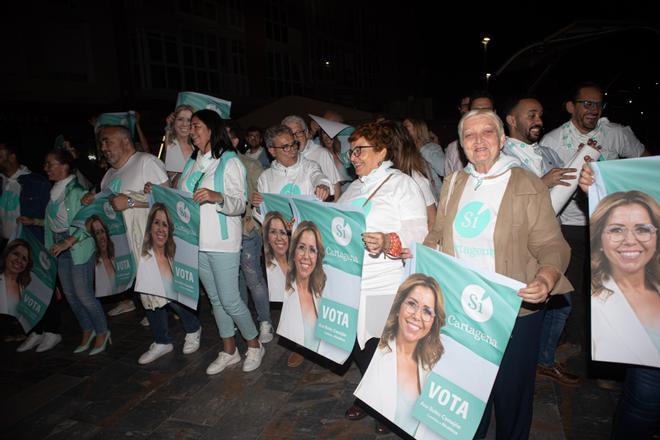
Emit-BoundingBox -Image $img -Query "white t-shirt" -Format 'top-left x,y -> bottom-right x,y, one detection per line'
301,140 -> 341,191
0,274 -> 20,317
453,171 -> 511,272
266,259 -> 286,302
411,170 -> 436,207
165,139 -> 190,173
541,118 -> 645,226
100,152 -> 168,261
257,156 -> 331,197
179,151 -> 246,253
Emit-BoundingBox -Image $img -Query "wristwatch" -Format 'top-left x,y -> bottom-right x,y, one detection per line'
127,197 -> 135,209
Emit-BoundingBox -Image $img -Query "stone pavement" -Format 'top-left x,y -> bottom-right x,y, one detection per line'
0,298 -> 623,440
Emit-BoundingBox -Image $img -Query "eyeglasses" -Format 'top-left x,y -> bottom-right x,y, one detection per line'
295,243 -> 318,256
348,146 -> 377,158
574,100 -> 606,111
292,129 -> 307,139
268,228 -> 289,238
604,224 -> 657,243
272,140 -> 300,152
402,298 -> 435,323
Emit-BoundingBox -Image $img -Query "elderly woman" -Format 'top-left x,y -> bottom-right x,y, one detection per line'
178,109 -> 264,375
355,273 -> 445,436
278,221 -> 325,351
423,109 -> 571,439
580,164 -> 660,439
338,121 -> 428,432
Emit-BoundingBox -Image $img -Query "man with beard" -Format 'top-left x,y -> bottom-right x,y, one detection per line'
83,125 -> 168,319
539,83 -> 648,386
503,96 -> 581,386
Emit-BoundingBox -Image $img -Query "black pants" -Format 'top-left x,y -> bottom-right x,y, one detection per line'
351,338 -> 379,376
475,311 -> 545,439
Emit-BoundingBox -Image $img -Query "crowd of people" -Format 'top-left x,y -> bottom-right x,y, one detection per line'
0,80 -> 658,439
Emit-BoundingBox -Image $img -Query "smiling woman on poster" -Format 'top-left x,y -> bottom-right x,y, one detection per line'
137,204 -> 176,298
355,274 -> 445,436
278,221 -> 326,351
0,239 -> 32,316
263,211 -> 290,302
86,215 -> 115,297
589,191 -> 660,366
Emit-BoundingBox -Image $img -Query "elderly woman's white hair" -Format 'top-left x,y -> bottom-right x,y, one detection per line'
457,109 -> 505,146
281,115 -> 308,132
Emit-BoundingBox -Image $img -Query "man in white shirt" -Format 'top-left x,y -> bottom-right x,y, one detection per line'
503,95 -> 580,386
252,125 -> 330,214
540,82 -> 648,384
282,115 -> 341,200
83,125 -> 169,317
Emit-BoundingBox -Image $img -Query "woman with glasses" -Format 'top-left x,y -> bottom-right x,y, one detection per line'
164,104 -> 195,186
588,190 -> 659,365
278,221 -> 325,351
263,211 -> 290,302
581,166 -> 660,439
423,110 -> 571,439
338,121 -> 428,433
178,109 -> 265,375
355,274 -> 445,437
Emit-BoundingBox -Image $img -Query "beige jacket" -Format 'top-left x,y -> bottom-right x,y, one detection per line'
423,167 -> 572,316
238,153 -> 263,235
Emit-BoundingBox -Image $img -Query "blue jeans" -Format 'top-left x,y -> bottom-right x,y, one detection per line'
56,232 -> 108,335
145,302 -> 200,344
612,366 -> 660,439
537,293 -> 571,366
198,251 -> 258,340
238,229 -> 271,324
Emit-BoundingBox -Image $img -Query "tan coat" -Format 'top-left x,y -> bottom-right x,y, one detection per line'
423,167 -> 572,316
238,153 -> 263,235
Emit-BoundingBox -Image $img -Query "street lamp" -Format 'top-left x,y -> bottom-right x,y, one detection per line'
482,36 -> 491,88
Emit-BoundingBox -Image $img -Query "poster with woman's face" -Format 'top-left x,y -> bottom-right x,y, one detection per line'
588,157 -> 660,368
135,186 -> 200,310
355,244 -> 523,440
0,228 -> 57,333
264,196 -> 365,365
72,190 -> 136,296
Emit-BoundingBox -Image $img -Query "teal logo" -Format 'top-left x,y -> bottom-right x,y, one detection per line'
455,201 -> 491,238
176,201 -> 191,224
280,183 -> 301,195
39,251 -> 51,271
186,171 -> 203,193
109,178 -> 121,193
103,201 -> 117,220
331,216 -> 352,246
350,198 -> 372,217
461,284 -> 493,322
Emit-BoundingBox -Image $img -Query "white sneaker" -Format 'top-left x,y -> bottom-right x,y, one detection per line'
36,332 -> 62,352
182,328 -> 201,354
140,316 -> 150,327
258,321 -> 274,344
108,300 -> 136,317
138,343 -> 173,365
206,349 -> 240,375
16,333 -> 43,352
243,343 -> 265,372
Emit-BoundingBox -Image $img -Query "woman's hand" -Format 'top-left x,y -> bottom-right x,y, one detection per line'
17,216 -> 35,225
252,191 -> 263,207
578,161 -> 595,193
362,232 -> 388,255
314,185 -> 330,201
193,188 -> 223,204
144,182 -> 153,194
165,112 -> 175,127
518,266 -> 559,304
81,192 -> 95,206
50,237 -> 75,257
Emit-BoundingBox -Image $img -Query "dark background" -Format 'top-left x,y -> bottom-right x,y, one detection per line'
1,1 -> 657,173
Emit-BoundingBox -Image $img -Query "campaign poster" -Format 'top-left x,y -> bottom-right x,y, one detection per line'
0,228 -> 57,333
355,244 -> 523,439
588,156 -> 660,367
272,198 -> 365,364
136,186 -> 200,309
71,189 -> 136,297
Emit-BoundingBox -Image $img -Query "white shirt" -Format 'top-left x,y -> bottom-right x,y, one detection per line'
257,156 -> 331,197
541,118 -> 645,225
301,139 -> 341,192
0,274 -> 20,317
165,139 -> 190,173
411,170 -> 437,207
100,152 -> 168,261
266,259 -> 286,302
444,140 -> 464,176
179,151 -> 246,253
95,262 -> 114,298
453,170 -> 511,272
419,142 -> 445,196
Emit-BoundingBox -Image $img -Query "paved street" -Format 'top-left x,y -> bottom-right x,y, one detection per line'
1,297 -> 623,439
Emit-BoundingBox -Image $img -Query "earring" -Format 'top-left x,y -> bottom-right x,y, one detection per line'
378,160 -> 383,166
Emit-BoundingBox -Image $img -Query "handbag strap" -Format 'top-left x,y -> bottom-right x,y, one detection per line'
363,173 -> 394,207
